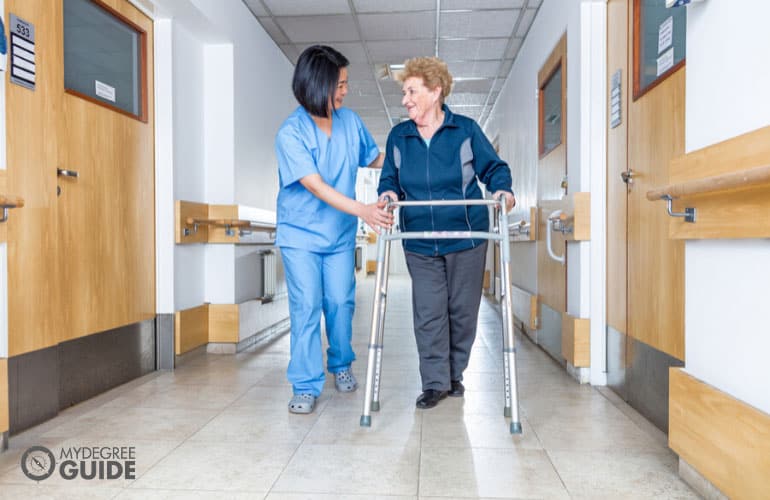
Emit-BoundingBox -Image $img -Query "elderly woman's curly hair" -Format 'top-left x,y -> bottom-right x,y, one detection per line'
397,57 -> 453,103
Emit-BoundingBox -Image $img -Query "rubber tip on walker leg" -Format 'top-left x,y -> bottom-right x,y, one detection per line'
371,401 -> 380,412
510,421 -> 522,434
360,415 -> 371,427
504,407 -> 512,418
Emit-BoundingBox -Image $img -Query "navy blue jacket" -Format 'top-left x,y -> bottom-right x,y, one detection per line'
378,105 -> 513,256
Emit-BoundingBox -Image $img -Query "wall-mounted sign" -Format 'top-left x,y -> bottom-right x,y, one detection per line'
610,70 -> 622,129
9,14 -> 35,90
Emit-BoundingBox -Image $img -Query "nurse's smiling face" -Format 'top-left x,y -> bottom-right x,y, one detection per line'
331,67 -> 349,112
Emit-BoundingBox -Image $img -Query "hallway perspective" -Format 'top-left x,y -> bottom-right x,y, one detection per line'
0,276 -> 698,499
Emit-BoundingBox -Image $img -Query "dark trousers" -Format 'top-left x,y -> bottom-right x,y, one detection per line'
404,242 -> 487,391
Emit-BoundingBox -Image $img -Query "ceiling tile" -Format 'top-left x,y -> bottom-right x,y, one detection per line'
348,80 -> 382,95
447,60 -> 501,79
504,37 -> 523,59
257,17 -> 289,44
498,58 -> 514,77
441,0 -> 525,9
451,79 -> 494,93
346,63 -> 377,82
385,94 -> 404,108
276,15 -> 359,42
366,40 -> 435,64
357,12 -> 435,41
440,10 -> 520,38
293,42 -> 369,63
516,8 -> 539,38
243,0 -> 269,17
263,0 -> 350,16
344,94 -> 384,108
445,92 -> 489,106
353,0 -> 435,12
278,44 -> 301,63
439,38 -> 508,61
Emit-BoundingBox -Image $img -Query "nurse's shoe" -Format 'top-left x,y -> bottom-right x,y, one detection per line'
288,393 -> 316,414
334,368 -> 358,392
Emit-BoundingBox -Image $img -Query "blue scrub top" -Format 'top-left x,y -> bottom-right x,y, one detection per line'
275,106 -> 379,253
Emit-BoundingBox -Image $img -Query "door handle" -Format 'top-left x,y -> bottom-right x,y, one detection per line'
57,168 -> 79,178
546,210 -> 566,265
620,169 -> 635,184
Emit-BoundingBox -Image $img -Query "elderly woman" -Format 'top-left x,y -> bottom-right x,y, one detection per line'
378,57 -> 515,409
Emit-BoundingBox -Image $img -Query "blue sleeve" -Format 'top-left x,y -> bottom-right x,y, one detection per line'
356,113 -> 380,167
275,123 -> 318,188
471,121 -> 513,195
377,132 -> 401,198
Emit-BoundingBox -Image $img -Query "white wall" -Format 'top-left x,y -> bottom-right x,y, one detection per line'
191,0 -> 296,210
485,0 -> 606,383
485,0 -> 584,296
683,0 -> 770,414
151,0 -> 295,312
171,20 -> 208,311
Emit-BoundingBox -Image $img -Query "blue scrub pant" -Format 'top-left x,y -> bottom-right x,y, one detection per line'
280,247 -> 356,396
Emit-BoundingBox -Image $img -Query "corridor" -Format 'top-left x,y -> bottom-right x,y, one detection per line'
0,276 -> 696,499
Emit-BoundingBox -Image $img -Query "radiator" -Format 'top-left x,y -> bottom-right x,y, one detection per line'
261,250 -> 276,300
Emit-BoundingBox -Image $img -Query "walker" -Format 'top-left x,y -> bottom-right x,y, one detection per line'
359,197 -> 522,434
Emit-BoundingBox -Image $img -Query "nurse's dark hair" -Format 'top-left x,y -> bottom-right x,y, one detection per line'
292,45 -> 349,118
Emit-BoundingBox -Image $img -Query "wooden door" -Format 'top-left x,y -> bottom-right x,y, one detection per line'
58,0 -> 155,340
7,0 -> 155,355
607,0 -> 685,361
6,0 -> 64,356
536,34 -> 567,314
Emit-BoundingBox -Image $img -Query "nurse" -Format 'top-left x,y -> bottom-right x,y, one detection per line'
275,45 -> 393,414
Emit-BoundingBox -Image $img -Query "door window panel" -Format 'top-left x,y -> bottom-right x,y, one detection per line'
64,0 -> 146,120
634,0 -> 686,98
540,67 -> 562,155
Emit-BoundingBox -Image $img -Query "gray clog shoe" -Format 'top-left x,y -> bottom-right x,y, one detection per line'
334,368 -> 358,392
288,393 -> 316,414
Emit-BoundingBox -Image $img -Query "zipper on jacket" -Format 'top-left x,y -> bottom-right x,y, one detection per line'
424,139 -> 438,256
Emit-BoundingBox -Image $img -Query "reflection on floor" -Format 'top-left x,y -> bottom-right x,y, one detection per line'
0,275 -> 699,499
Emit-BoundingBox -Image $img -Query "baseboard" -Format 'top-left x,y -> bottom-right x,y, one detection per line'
9,320 -> 156,434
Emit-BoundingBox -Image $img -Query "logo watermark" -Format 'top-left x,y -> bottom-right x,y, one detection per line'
21,445 -> 137,482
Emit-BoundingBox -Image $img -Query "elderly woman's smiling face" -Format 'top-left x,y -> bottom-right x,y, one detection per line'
401,76 -> 442,125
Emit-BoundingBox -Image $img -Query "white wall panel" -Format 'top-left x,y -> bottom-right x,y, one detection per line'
684,0 -> 770,414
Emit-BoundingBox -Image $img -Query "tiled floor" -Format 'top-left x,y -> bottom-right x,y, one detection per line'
0,275 -> 699,499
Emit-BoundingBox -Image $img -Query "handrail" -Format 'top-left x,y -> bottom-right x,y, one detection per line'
185,217 -> 251,228
0,194 -> 25,223
508,219 -> 531,238
185,217 -> 252,238
646,164 -> 770,201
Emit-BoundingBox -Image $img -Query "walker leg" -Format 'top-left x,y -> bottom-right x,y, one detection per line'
361,236 -> 388,426
371,239 -> 391,412
499,207 -> 522,434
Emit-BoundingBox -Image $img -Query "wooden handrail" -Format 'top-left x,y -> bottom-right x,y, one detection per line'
646,164 -> 770,201
185,217 -> 251,228
0,195 -> 24,208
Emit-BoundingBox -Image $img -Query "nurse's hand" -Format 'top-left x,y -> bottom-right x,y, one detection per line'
360,201 -> 393,234
493,190 -> 516,212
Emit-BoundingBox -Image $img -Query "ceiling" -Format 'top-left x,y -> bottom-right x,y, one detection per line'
242,0 -> 543,147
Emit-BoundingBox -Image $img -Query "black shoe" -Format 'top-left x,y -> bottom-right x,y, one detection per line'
415,389 -> 448,409
448,380 -> 465,397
